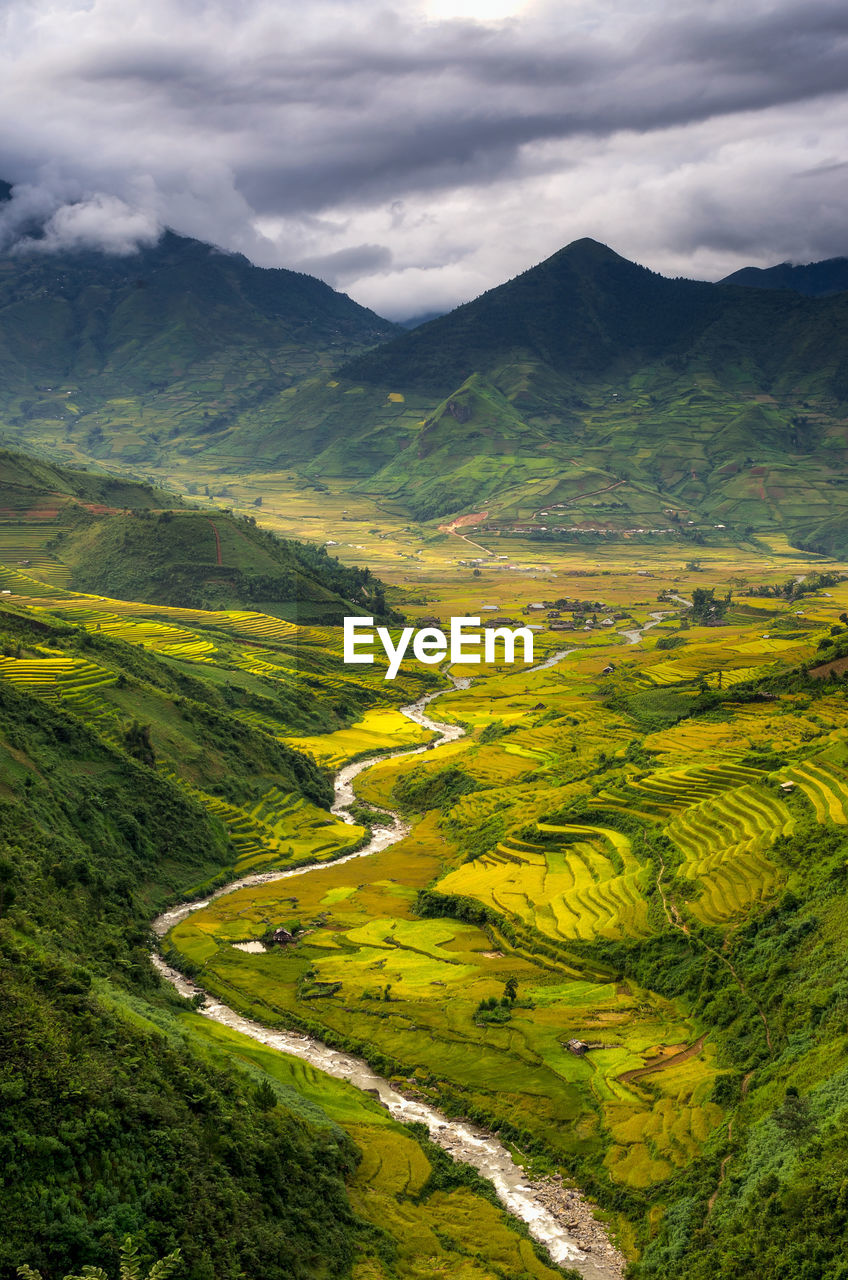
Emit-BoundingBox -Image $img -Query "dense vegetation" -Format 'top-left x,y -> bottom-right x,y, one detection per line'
0,679 -> 364,1280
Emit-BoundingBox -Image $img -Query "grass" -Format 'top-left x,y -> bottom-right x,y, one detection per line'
159,772 -> 365,872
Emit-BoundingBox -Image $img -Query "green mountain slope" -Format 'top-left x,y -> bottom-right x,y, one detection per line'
51,507 -> 385,618
340,239 -> 729,392
0,181 -> 397,468
194,239 -> 848,534
0,447 -> 393,620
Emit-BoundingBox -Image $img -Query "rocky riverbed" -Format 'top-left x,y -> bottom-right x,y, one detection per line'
527,1176 -> 628,1277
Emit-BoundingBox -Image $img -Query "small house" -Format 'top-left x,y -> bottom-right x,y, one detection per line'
566,1039 -> 589,1056
270,927 -> 296,946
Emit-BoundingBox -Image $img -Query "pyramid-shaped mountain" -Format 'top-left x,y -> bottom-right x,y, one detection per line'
342,238 -> 726,391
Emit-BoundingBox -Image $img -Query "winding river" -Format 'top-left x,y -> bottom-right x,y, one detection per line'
152,648 -> 629,1279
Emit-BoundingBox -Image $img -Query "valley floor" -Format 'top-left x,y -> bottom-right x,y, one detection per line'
4,506 -> 848,1278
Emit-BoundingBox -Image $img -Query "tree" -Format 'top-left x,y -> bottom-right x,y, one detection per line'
18,1238 -> 182,1280
774,1087 -> 815,1141
122,720 -> 155,767
253,1078 -> 277,1110
504,977 -> 519,1002
690,586 -> 729,625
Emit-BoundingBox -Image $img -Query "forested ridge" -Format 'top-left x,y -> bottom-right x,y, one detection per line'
0,674 -> 369,1279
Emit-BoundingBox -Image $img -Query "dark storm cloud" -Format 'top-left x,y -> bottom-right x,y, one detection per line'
29,0 -> 848,215
0,0 -> 847,311
295,242 -> 393,286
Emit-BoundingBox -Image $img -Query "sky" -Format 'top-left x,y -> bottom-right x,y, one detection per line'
0,0 -> 846,318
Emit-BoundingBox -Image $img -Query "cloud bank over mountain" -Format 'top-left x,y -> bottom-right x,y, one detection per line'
0,0 -> 847,315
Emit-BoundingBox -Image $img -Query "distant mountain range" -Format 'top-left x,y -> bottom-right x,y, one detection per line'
720,256 -> 848,297
3,179 -> 848,551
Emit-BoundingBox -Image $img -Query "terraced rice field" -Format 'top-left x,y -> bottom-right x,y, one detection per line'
642,660 -> 701,686
438,822 -> 652,942
667,782 -> 791,922
285,709 -> 434,768
0,563 -> 67,595
593,763 -> 762,822
604,1063 -> 723,1188
643,721 -> 749,757
0,653 -> 118,723
48,605 -> 219,660
160,773 -> 365,871
782,754 -> 848,824
0,527 -> 72,585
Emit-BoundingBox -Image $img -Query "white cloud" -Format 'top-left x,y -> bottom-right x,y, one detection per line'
12,191 -> 161,255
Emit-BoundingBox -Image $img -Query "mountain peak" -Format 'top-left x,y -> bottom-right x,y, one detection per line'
340,235 -> 713,392
556,237 -> 623,261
